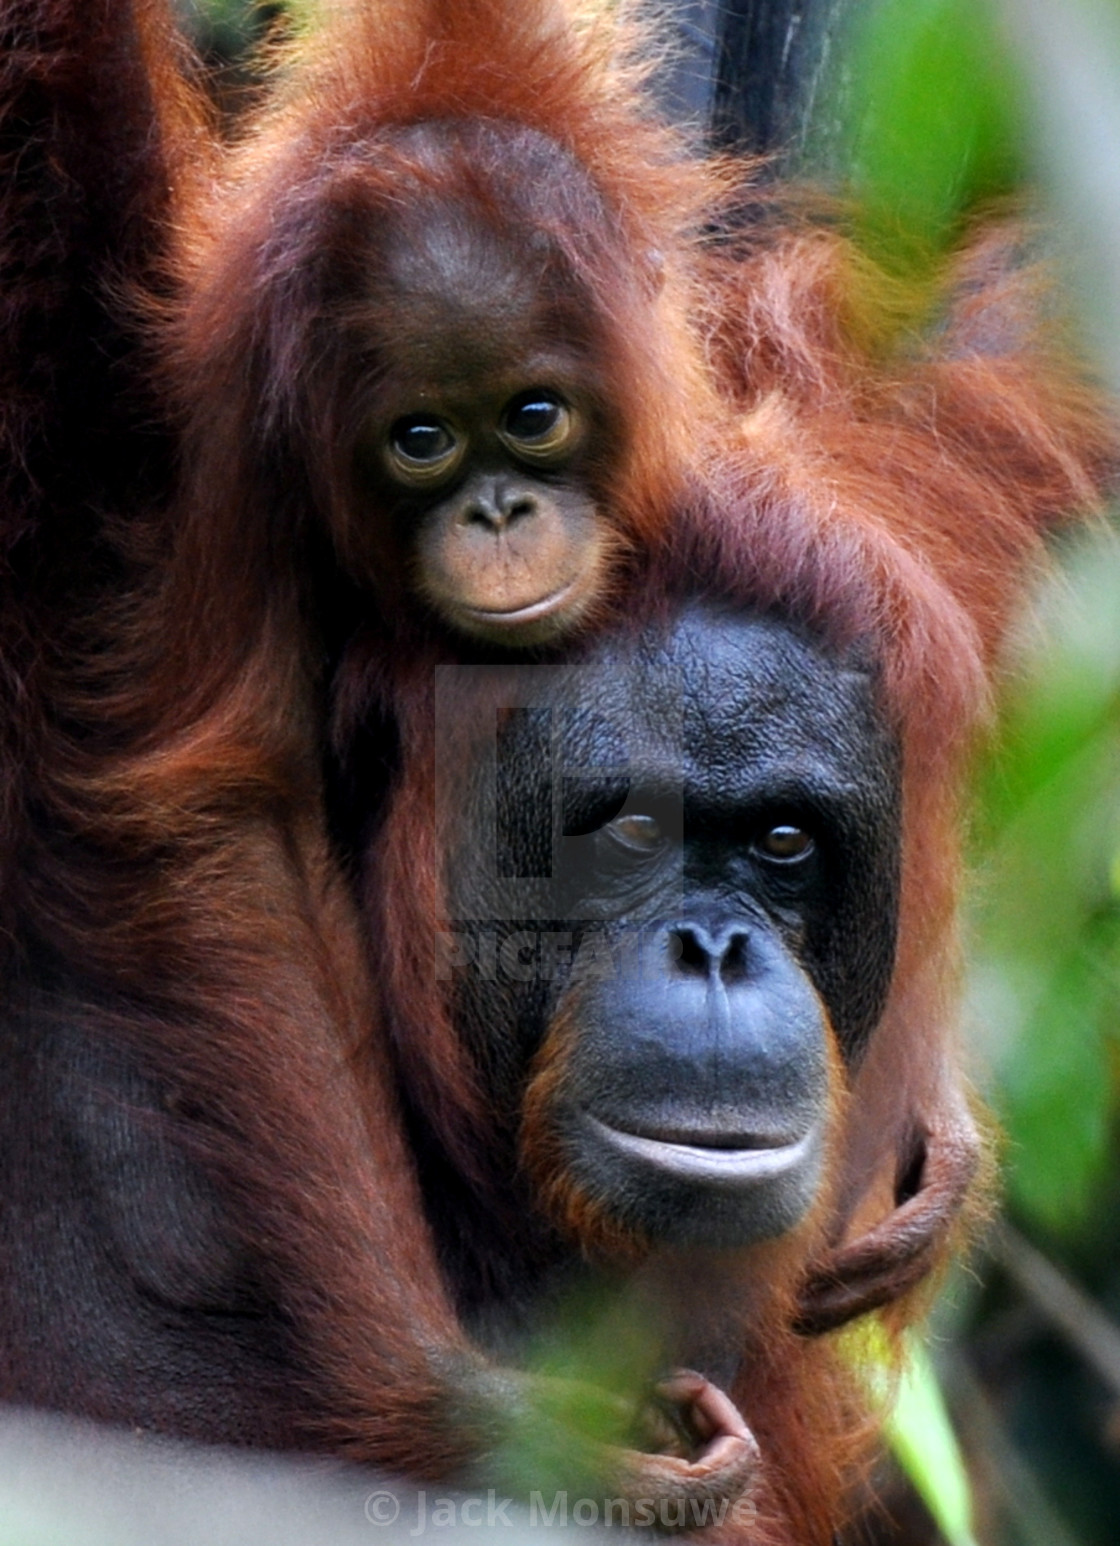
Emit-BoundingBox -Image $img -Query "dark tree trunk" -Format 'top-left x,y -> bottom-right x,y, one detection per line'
648,0 -> 857,171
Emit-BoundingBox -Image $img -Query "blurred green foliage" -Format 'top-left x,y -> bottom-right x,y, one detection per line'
840,0 -> 1026,274
970,536 -> 1120,1238
487,1283 -> 671,1498
835,0 -> 1120,1246
829,1 -> 1120,1538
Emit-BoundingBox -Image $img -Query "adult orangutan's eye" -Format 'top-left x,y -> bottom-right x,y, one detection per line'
754,824 -> 814,862
606,813 -> 664,853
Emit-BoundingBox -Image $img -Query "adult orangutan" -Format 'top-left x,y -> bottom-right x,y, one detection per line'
0,1 -> 1111,1543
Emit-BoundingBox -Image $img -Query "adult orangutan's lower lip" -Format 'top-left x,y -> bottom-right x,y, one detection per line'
582,1113 -> 819,1184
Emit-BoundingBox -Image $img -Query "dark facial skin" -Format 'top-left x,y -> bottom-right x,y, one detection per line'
353,189 -> 619,648
443,606 -> 902,1251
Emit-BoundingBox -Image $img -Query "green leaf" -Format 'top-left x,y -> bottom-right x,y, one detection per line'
888,1338 -> 979,1546
852,1327 -> 979,1546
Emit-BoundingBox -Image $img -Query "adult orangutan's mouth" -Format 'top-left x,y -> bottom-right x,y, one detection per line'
581,1113 -> 820,1185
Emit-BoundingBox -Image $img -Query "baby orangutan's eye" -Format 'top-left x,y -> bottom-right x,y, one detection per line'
386,416 -> 464,485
